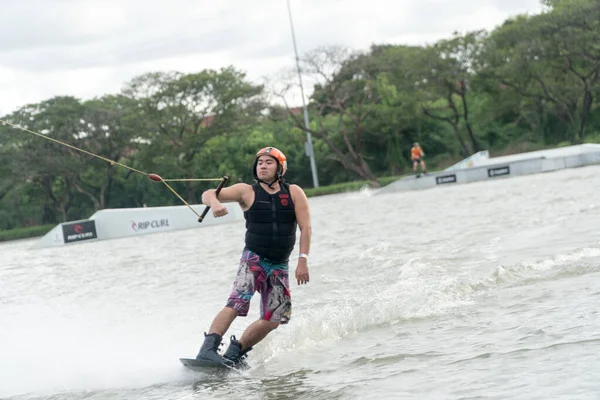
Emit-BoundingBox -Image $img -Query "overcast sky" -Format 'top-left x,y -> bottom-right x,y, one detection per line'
0,0 -> 545,115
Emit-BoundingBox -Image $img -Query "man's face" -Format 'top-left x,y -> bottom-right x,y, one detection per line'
256,155 -> 278,180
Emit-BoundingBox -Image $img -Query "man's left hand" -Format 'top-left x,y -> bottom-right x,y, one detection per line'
295,260 -> 310,285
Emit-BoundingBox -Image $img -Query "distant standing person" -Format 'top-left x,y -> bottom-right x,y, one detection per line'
411,142 -> 427,177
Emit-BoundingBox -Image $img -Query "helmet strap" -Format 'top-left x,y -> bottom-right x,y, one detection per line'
257,178 -> 279,188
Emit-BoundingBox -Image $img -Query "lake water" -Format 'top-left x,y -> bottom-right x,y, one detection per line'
1,166 -> 600,399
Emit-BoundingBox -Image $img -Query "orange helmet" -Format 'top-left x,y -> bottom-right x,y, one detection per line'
253,147 -> 288,181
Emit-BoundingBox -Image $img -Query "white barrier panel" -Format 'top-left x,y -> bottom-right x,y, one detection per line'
33,203 -> 243,248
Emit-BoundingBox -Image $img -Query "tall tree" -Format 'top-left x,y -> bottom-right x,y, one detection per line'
72,94 -> 143,210
480,0 -> 600,144
367,44 -> 458,168
2,97 -> 86,222
123,67 -> 265,203
410,31 -> 487,156
274,46 -> 383,185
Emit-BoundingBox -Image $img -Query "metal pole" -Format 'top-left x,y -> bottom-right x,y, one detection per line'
286,0 -> 319,188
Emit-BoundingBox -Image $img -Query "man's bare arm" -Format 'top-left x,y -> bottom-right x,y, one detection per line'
291,185 -> 311,256
291,184 -> 311,284
201,183 -> 249,207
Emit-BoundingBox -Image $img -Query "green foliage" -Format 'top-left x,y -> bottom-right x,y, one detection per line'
304,175 -> 405,197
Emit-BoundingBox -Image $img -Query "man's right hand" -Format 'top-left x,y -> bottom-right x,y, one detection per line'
212,202 -> 229,218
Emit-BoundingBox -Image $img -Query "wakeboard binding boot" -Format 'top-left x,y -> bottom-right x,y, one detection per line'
222,335 -> 253,369
196,332 -> 228,366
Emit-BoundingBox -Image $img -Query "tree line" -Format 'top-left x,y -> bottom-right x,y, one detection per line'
1,0 -> 599,230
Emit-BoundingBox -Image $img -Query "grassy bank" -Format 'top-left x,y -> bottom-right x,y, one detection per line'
0,224 -> 55,243
304,175 -> 404,197
0,175 -> 406,242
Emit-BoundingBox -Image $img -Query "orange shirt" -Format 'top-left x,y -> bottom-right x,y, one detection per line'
411,147 -> 424,160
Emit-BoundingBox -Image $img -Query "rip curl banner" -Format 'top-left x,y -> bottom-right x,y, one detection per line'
62,220 -> 98,243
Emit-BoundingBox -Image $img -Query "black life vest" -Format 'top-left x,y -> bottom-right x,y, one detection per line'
244,183 -> 297,263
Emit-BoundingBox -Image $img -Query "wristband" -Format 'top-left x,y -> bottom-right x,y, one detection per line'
299,253 -> 309,260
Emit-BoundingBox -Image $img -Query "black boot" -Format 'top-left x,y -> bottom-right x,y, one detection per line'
195,332 -> 228,365
222,335 -> 252,369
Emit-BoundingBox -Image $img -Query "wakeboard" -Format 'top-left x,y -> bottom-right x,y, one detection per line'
180,357 -> 234,371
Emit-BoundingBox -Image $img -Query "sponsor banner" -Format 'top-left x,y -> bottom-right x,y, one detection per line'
131,218 -> 170,231
436,174 -> 457,185
488,165 -> 510,178
62,220 -> 98,243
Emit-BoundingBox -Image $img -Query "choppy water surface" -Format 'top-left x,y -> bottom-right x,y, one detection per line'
1,166 -> 600,400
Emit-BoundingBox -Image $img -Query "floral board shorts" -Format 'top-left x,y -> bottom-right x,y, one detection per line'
226,249 -> 292,324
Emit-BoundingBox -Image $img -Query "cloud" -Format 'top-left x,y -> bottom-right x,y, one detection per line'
0,0 -> 545,115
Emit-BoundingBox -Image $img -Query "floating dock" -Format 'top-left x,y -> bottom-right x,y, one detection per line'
376,144 -> 600,195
